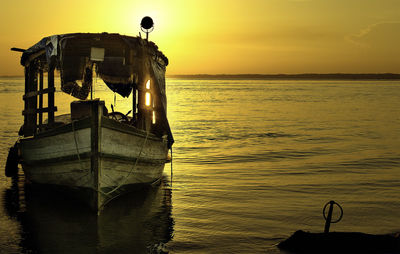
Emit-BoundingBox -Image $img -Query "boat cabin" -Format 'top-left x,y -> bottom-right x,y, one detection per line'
18,33 -> 173,148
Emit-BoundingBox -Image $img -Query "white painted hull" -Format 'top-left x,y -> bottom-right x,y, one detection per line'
20,117 -> 169,211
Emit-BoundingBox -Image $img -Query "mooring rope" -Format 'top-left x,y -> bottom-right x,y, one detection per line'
71,120 -> 82,167
170,146 -> 173,186
71,120 -> 94,188
103,130 -> 150,196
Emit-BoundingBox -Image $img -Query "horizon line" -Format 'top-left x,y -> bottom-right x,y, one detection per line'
1,73 -> 400,80
166,73 -> 400,80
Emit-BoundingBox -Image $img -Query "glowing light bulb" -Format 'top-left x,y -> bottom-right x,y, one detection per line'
145,92 -> 151,106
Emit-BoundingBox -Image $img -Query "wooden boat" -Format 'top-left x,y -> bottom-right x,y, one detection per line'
8,31 -> 174,211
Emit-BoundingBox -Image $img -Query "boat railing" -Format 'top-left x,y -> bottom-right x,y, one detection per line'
22,60 -> 57,136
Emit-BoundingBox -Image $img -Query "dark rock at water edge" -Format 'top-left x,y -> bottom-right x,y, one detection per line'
278,230 -> 400,253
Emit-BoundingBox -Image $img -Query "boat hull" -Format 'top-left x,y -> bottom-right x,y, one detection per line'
19,112 -> 169,211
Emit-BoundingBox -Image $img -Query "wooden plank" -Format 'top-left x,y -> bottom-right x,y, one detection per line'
99,152 -> 166,164
25,49 -> 45,66
34,117 -> 91,139
48,68 -> 55,123
90,102 -> 100,209
20,127 -> 91,162
22,152 -> 92,166
23,87 -> 56,100
21,151 -> 166,166
132,87 -> 136,122
24,65 -> 38,136
22,107 -> 58,115
24,66 -> 29,135
21,162 -> 92,189
39,70 -> 43,126
100,127 -> 167,160
101,117 -> 160,141
11,47 -> 26,52
99,157 -> 165,188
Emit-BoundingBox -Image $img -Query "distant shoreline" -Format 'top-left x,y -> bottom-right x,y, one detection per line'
167,73 -> 400,80
2,73 -> 400,80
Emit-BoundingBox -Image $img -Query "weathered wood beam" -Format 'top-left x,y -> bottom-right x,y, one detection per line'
22,87 -> 56,100
48,67 -> 55,123
34,117 -> 91,139
23,67 -> 29,135
22,107 -> 58,115
24,49 -> 46,66
10,47 -> 26,52
24,65 -> 38,136
39,70 -> 43,126
132,86 -> 136,122
90,101 -> 100,210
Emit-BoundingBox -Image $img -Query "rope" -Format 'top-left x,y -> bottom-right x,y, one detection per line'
71,120 -> 81,164
170,147 -> 173,186
103,130 -> 150,196
72,118 -> 149,198
72,118 -> 162,202
71,120 -> 94,188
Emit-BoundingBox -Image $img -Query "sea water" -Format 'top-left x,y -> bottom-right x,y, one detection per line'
0,77 -> 399,253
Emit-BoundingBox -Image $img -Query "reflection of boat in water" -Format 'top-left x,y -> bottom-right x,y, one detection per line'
7,17 -> 174,211
3,174 -> 174,253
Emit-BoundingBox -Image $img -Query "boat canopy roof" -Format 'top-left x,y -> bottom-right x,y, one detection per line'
20,33 -> 173,147
21,33 -> 168,66
20,33 -> 168,98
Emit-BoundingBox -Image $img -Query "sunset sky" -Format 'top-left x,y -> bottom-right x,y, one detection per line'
1,0 -> 399,75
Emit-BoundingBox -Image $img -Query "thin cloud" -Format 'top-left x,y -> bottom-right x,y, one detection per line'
347,21 -> 400,48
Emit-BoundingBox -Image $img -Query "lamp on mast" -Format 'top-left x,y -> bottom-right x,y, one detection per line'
140,16 -> 154,41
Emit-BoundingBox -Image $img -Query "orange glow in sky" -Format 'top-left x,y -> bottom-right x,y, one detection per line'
1,0 -> 399,75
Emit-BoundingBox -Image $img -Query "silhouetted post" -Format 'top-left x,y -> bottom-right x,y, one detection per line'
323,200 -> 343,234
324,201 -> 335,233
